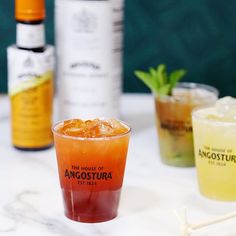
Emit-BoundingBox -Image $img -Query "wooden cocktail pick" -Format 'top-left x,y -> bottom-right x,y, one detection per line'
174,208 -> 236,236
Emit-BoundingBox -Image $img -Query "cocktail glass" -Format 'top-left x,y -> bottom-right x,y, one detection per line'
192,97 -> 236,201
52,119 -> 131,223
155,82 -> 218,167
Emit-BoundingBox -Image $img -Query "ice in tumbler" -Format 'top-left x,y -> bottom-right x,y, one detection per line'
156,83 -> 218,167
52,118 -> 131,222
192,97 -> 236,200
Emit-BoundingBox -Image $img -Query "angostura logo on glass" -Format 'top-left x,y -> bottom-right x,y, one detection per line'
160,120 -> 192,133
71,9 -> 97,33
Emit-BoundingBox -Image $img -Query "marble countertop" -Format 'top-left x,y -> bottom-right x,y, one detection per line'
1,94 -> 236,236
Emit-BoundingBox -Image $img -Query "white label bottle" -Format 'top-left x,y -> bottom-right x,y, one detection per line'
7,0 -> 54,151
55,0 -> 124,119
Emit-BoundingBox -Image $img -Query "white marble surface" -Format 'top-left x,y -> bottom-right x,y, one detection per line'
1,94 -> 236,236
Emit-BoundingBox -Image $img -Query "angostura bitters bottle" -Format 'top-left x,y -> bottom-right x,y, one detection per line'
7,0 -> 54,151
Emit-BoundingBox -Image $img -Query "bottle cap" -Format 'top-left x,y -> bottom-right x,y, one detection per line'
15,0 -> 45,21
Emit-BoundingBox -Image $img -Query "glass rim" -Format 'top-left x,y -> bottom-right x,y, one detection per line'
192,105 -> 236,126
52,118 -> 131,141
154,82 -> 219,99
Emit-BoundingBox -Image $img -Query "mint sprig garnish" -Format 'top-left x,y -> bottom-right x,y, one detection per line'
134,64 -> 187,96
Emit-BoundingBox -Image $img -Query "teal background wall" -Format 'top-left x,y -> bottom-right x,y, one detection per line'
1,0 -> 236,96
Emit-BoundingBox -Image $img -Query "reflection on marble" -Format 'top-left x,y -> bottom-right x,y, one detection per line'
1,191 -> 85,236
1,94 -> 236,236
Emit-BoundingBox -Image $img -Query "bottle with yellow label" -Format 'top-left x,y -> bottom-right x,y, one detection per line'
7,0 -> 54,151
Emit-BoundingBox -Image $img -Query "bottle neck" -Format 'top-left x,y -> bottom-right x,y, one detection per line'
16,21 -> 45,50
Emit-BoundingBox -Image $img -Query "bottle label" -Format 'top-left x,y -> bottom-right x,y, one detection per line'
17,23 -> 45,49
56,0 -> 124,119
7,46 -> 54,148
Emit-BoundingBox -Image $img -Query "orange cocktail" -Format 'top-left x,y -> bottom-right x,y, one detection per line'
52,119 -> 131,223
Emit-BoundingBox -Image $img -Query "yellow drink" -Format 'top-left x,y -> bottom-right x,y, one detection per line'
192,97 -> 236,201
